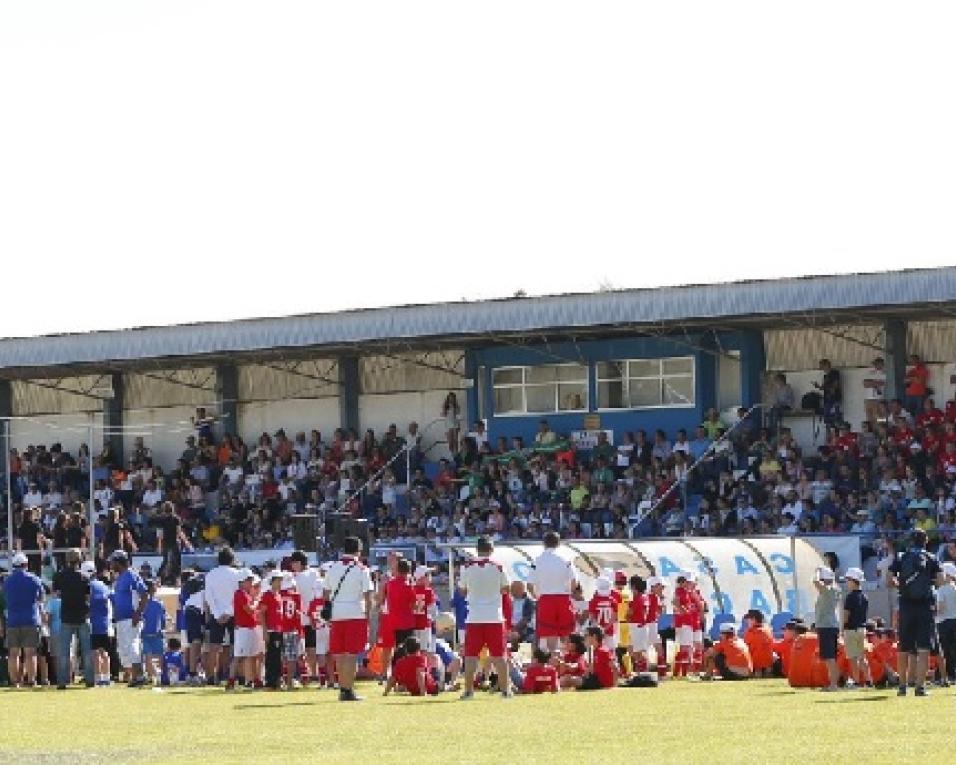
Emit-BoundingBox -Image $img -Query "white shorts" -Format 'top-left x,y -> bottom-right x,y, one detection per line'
603,634 -> 618,651
415,629 -> 434,653
116,619 -> 143,668
692,630 -> 703,644
234,627 -> 265,658
676,625 -> 694,647
646,624 -> 660,646
314,624 -> 330,655
629,624 -> 649,652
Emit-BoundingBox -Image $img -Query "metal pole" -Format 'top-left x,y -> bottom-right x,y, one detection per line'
88,422 -> 96,562
6,421 -> 13,567
405,443 -> 411,488
448,547 -> 456,648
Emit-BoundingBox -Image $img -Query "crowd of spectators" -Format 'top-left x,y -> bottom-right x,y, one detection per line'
4,352 -> 956,564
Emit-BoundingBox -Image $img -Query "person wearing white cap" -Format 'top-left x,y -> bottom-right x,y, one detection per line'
813,566 -> 841,692
528,531 -> 577,652
934,562 -> 956,686
842,567 -> 872,688
233,569 -> 264,689
701,622 -> 752,681
3,551 -> 44,687
587,577 -> 619,651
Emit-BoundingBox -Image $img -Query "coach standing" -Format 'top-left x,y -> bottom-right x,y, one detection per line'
324,536 -> 373,702
530,531 -> 576,652
110,550 -> 148,687
52,548 -> 94,689
4,552 -> 44,687
888,528 -> 944,697
204,547 -> 240,687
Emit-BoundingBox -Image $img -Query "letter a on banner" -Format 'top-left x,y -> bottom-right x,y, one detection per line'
735,556 -> 760,576
658,557 -> 682,577
750,590 -> 773,615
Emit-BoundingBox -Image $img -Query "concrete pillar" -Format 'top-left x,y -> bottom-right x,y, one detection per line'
103,373 -> 123,468
738,329 -> 766,409
216,364 -> 239,436
884,319 -> 907,402
696,333 -> 718,413
338,356 -> 360,433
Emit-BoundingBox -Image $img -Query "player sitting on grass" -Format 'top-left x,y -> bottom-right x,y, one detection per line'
162,637 -> 187,686
556,633 -> 589,689
742,610 -> 773,678
384,636 -> 438,696
578,626 -> 618,690
521,649 -> 560,694
702,623 -> 753,681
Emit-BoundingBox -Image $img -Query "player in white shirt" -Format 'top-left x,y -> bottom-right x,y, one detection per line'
203,547 -> 240,686
289,549 -> 322,683
529,531 -> 576,652
458,537 -> 512,700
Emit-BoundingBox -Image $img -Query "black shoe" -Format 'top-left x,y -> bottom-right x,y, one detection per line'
56,685 -> 67,691
915,686 -> 929,697
897,686 -> 907,697
338,689 -> 363,702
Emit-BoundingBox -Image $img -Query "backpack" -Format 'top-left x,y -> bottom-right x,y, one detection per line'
898,550 -> 933,602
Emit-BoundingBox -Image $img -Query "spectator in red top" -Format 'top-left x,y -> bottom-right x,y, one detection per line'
917,398 -> 945,430
521,649 -> 560,694
384,636 -> 437,696
905,354 -> 931,415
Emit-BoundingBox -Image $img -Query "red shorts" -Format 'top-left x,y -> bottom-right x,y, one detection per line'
464,622 -> 506,658
377,614 -> 395,649
536,594 -> 575,638
330,618 -> 368,655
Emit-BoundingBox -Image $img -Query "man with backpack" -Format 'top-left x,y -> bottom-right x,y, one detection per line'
888,529 -> 944,696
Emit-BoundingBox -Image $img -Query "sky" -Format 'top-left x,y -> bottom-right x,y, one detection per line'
1,1 -> 954,339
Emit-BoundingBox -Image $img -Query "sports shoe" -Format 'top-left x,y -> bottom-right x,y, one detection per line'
224,679 -> 237,691
128,677 -> 147,689
459,690 -> 475,701
501,689 -> 514,699
915,686 -> 929,697
339,688 -> 362,702
897,686 -> 907,697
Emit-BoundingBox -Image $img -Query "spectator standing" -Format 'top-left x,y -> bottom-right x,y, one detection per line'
888,529 -> 943,696
52,548 -> 93,689
814,359 -> 842,425
863,357 -> 887,426
4,552 -> 44,687
110,550 -> 148,687
812,566 -> 841,692
323,535 -> 374,702
442,393 -> 462,455
904,354 -> 930,416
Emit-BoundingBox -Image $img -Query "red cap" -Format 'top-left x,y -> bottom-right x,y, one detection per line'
614,571 -> 628,586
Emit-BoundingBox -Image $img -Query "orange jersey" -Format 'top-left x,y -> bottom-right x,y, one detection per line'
743,625 -> 774,671
714,637 -> 753,672
772,636 -> 794,676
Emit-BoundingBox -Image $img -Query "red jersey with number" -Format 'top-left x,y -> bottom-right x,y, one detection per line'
281,591 -> 302,634
412,584 -> 435,631
306,597 -> 327,627
260,590 -> 284,632
386,576 -> 416,631
392,653 -> 435,695
234,589 -> 259,629
627,592 -> 649,626
588,594 -> 617,637
592,646 -> 615,688
522,664 -> 559,693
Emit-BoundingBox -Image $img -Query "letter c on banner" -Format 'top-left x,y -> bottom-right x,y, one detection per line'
513,562 -> 531,582
769,553 -> 794,574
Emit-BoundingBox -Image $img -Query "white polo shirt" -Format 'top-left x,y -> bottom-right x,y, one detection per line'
530,548 -> 575,596
460,558 -> 510,624
324,557 -> 373,621
204,565 -> 239,619
295,568 -> 322,625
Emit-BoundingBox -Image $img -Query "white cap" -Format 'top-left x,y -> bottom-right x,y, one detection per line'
237,568 -> 254,581
80,560 -> 96,578
269,570 -> 285,582
601,567 -> 615,581
719,622 -> 736,635
943,562 -> 956,579
413,565 -> 433,580
844,567 -> 864,583
11,552 -> 27,567
250,573 -> 261,585
595,576 -> 612,594
816,566 -> 835,582
646,576 -> 661,588
682,570 -> 698,584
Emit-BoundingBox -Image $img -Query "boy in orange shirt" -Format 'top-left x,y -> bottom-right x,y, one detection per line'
702,623 -> 753,680
771,619 -> 804,678
872,627 -> 899,688
742,609 -> 774,677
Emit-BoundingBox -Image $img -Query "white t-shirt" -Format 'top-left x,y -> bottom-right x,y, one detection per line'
295,568 -> 322,625
936,583 -> 956,623
460,558 -> 510,624
324,557 -> 373,621
863,367 -> 887,400
530,548 -> 575,596
204,565 -> 239,619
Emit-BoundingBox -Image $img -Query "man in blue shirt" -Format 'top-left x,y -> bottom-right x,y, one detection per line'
3,552 -> 44,687
110,550 -> 148,687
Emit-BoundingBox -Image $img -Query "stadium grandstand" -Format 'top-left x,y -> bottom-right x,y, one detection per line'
3,266 -> 956,581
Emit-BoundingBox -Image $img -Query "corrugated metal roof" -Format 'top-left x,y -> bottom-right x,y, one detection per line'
2,267 -> 955,373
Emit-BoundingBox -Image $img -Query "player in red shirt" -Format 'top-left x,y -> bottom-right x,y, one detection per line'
522,649 -> 560,694
384,636 -> 437,697
557,634 -> 589,689
375,553 -> 403,675
646,577 -> 667,679
412,566 -> 437,658
280,575 -> 303,690
580,626 -> 618,690
233,571 -> 263,688
588,577 -> 618,650
258,571 -> 286,690
688,576 -> 707,674
385,559 -> 417,657
626,576 -> 650,673
306,593 -> 331,687
672,572 -> 696,678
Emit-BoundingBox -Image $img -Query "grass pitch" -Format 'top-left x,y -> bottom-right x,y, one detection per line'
0,679 -> 944,765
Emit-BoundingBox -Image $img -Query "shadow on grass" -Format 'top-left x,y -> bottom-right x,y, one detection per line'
757,691 -> 800,696
813,696 -> 889,704
235,701 -> 323,710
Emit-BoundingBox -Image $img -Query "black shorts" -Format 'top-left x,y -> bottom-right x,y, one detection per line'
185,608 -> 205,644
578,673 -> 604,691
715,653 -> 748,680
393,629 -> 415,648
898,601 -> 934,653
817,627 -> 839,660
304,626 -> 316,650
91,634 -> 111,651
207,616 -> 235,646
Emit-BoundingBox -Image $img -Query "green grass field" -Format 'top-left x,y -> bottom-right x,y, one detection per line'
0,679 -> 945,764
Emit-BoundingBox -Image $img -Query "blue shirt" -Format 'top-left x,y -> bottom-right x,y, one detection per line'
451,590 -> 468,630
47,597 -> 62,635
113,569 -> 147,621
161,650 -> 186,685
142,598 -> 166,636
3,569 -> 44,628
90,579 -> 112,635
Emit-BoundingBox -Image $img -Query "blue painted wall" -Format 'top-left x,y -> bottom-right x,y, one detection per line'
464,331 -> 763,447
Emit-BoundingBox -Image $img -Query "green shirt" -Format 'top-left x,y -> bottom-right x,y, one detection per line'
569,486 -> 590,511
814,585 -> 841,629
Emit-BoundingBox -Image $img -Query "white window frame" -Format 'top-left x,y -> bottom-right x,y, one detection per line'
491,363 -> 589,416
596,356 -> 696,411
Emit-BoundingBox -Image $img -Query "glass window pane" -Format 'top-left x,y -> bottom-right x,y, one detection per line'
526,365 -> 558,384
493,387 -> 524,414
558,383 -> 587,411
663,376 -> 695,406
662,357 -> 694,376
492,368 -> 523,385
598,380 -> 624,409
556,364 -> 588,382
525,385 -> 557,413
628,378 -> 662,408
628,359 -> 660,378
596,361 -> 624,381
